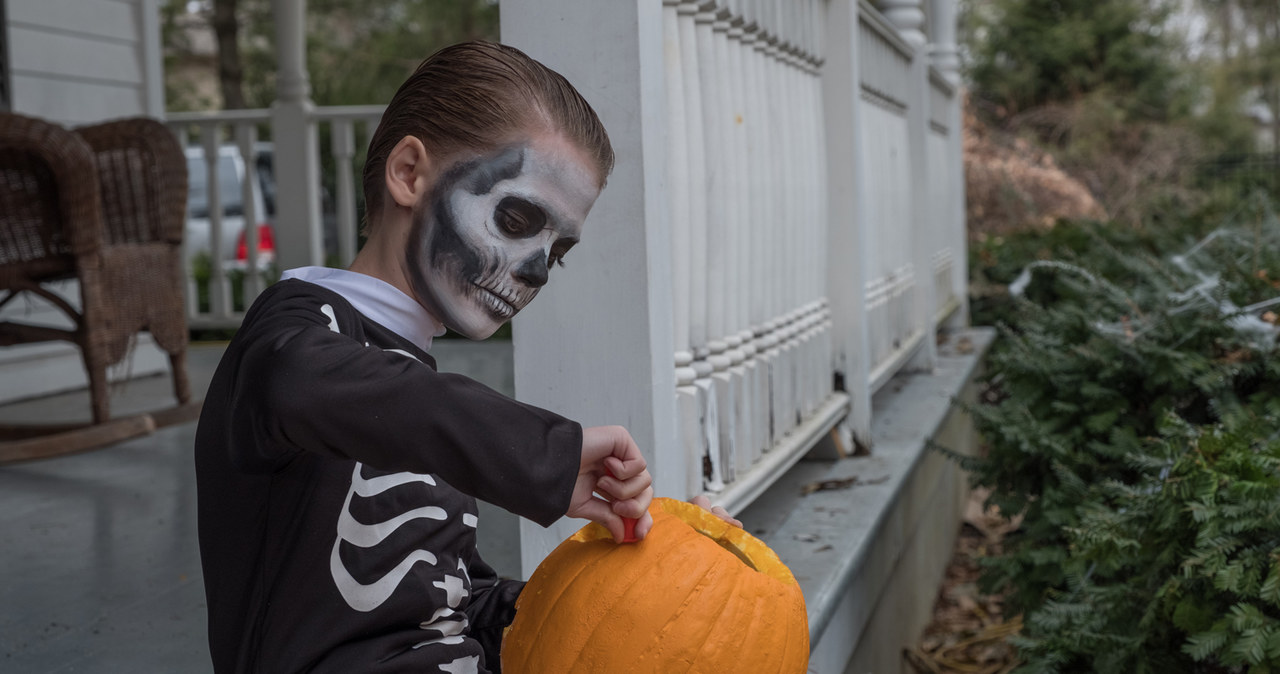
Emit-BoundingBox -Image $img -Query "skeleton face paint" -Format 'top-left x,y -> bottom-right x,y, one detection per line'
405,136 -> 600,339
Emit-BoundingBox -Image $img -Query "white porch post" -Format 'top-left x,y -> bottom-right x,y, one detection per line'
501,2 -> 678,577
270,0 -> 324,269
886,0 -> 939,373
141,0 -> 166,118
823,0 -> 874,450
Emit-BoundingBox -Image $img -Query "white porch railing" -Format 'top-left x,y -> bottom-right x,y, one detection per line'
165,105 -> 383,329
661,0 -> 838,514
501,0 -> 967,573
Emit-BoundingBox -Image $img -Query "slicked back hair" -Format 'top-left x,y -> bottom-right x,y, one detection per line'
361,41 -> 614,233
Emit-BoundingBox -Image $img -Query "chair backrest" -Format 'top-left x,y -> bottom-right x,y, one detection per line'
76,118 -> 187,247
0,113 -> 103,288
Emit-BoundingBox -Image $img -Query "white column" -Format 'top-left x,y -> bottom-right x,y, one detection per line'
501,0 -> 679,576
270,0 -> 324,269
823,0 -> 874,450
141,0 -> 166,118
879,0 -> 927,50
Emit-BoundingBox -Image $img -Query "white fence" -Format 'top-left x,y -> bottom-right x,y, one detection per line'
162,0 -> 966,577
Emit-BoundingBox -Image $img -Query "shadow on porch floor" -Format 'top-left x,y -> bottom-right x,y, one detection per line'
0,339 -> 520,673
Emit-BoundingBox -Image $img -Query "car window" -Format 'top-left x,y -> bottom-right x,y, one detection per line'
187,154 -> 245,218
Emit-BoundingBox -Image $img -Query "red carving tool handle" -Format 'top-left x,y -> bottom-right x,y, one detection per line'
604,467 -> 640,543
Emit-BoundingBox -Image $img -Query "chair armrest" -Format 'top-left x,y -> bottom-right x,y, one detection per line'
75,118 -> 188,247
0,113 -> 104,260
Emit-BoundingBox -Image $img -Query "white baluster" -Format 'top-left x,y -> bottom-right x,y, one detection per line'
330,119 -> 358,268
740,0 -> 761,457
879,0 -> 927,50
236,124 -> 263,301
665,0 -> 702,500
200,125 -> 230,319
928,0 -> 960,84
681,0 -> 720,493
724,5 -> 753,478
709,3 -> 740,483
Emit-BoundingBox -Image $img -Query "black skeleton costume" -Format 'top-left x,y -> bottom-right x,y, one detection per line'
195,266 -> 581,673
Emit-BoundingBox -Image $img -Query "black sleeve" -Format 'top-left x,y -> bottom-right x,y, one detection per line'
222,283 -> 581,527
463,554 -> 524,674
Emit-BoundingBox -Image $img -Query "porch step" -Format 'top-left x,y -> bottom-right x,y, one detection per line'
741,326 -> 995,673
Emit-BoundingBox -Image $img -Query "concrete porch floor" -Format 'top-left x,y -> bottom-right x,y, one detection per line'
0,340 -> 520,673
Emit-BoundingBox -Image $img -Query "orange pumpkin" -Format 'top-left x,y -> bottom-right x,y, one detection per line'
501,497 -> 809,673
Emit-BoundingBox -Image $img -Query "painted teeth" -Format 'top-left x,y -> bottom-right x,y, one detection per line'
481,287 -> 515,318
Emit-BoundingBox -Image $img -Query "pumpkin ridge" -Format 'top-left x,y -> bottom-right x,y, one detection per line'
537,540 -> 643,672
776,590 -> 809,672
637,561 -> 722,670
640,540 -> 749,671
504,539 -> 605,670
685,567 -> 748,673
558,536 -> 693,673
729,577 -> 776,669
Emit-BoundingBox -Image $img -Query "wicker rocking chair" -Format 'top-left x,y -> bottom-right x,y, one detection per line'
0,113 -> 193,462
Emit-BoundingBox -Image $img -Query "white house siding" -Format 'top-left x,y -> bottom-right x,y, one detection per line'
7,0 -> 163,124
1,0 -> 170,407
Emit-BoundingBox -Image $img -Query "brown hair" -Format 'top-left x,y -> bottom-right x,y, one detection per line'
361,41 -> 614,231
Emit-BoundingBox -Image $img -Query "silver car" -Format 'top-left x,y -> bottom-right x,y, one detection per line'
184,144 -> 276,271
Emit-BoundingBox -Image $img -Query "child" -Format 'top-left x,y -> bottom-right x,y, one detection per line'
194,41 -> 658,674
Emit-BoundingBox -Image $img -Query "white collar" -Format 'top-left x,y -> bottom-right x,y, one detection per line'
280,266 -> 446,352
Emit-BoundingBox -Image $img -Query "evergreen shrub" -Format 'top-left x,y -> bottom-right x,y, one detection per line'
955,198 -> 1280,671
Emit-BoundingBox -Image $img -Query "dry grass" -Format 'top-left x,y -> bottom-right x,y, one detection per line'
907,488 -> 1023,674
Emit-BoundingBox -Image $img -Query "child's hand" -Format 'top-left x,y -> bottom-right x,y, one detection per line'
570,425 -> 654,543
690,494 -> 743,528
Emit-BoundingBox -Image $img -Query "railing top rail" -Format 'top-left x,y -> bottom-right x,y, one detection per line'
165,108 -> 272,124
858,0 -> 915,61
165,105 -> 387,127
928,66 -> 955,97
311,104 -> 387,122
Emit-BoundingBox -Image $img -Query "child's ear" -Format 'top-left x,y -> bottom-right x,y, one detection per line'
384,135 -> 433,209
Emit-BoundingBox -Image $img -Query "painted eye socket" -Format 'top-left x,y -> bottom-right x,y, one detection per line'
494,197 -> 545,238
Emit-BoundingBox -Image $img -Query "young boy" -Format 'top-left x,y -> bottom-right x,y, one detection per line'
194,41 -> 656,673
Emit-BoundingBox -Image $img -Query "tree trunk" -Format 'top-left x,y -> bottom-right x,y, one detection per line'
212,0 -> 247,109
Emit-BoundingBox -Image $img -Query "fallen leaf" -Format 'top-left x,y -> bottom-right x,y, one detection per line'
801,476 -> 859,495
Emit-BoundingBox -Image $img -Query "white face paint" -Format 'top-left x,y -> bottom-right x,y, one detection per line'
405,135 -> 601,339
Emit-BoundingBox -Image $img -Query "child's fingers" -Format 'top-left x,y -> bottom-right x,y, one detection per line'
603,449 -> 646,479
568,496 -> 626,542
690,494 -> 743,528
631,511 -> 654,539
597,469 -> 652,501
609,485 -> 654,520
